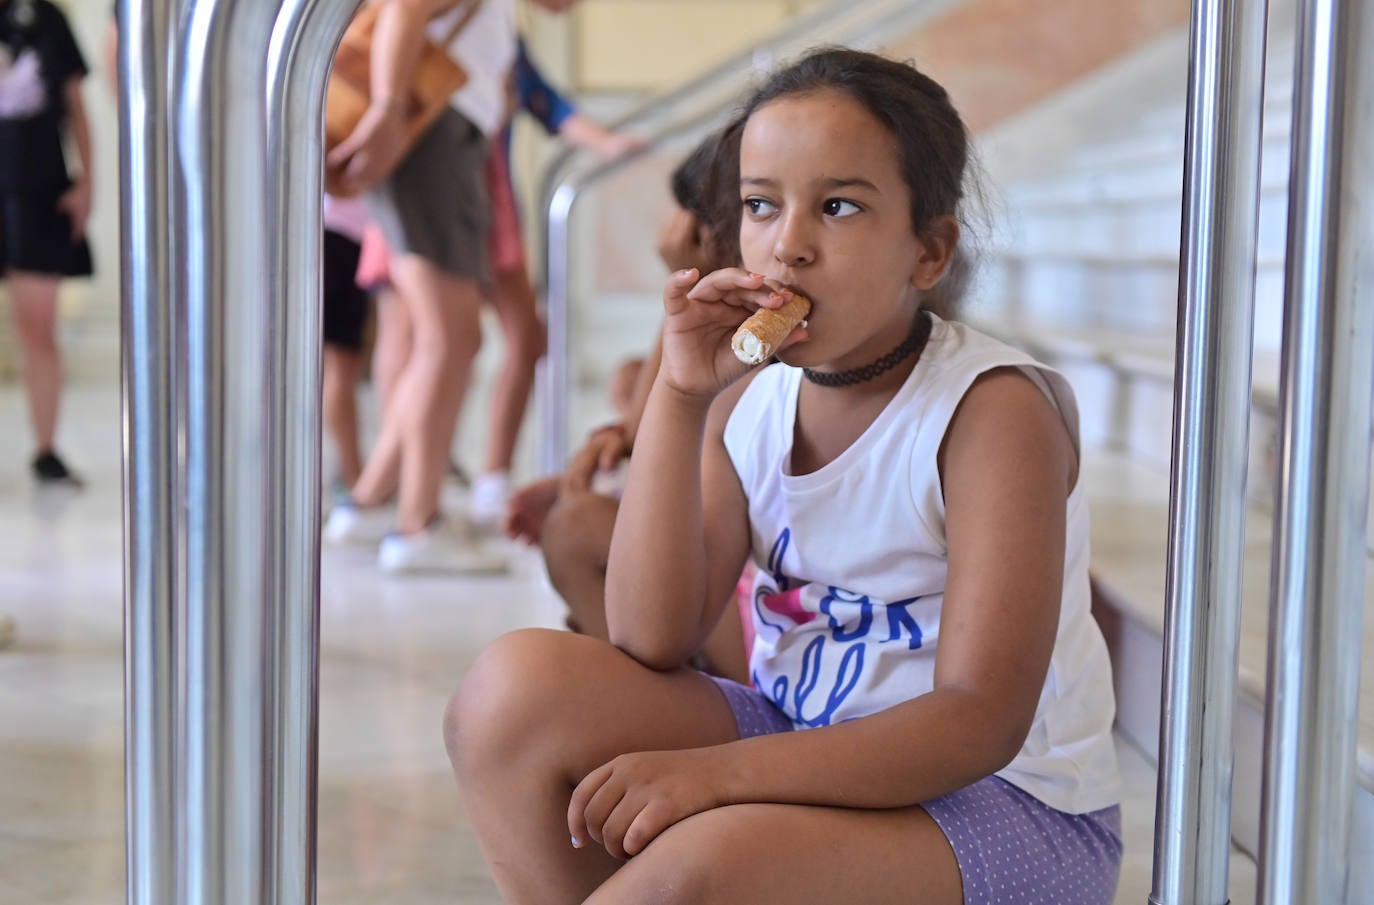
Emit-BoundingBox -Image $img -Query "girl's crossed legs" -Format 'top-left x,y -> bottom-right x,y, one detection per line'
445,629 -> 962,905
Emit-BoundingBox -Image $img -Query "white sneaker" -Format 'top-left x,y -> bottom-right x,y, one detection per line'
323,503 -> 395,546
0,614 -> 14,651
377,521 -> 508,575
467,471 -> 510,531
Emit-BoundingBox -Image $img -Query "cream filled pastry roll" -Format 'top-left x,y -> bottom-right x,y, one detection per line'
731,291 -> 811,365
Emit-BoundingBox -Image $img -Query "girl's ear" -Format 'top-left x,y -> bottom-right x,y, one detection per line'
910,216 -> 960,290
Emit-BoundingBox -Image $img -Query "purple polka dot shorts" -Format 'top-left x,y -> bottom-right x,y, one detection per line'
707,675 -> 1123,905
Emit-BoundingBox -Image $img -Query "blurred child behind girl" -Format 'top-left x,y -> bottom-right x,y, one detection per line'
446,48 -> 1121,905
503,123 -> 746,680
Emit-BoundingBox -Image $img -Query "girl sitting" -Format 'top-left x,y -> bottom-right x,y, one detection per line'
445,48 -> 1121,905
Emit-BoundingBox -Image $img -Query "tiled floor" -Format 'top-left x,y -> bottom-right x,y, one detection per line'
0,386 -> 1257,904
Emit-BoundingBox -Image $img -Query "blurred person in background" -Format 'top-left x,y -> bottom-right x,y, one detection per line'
0,0 -> 93,487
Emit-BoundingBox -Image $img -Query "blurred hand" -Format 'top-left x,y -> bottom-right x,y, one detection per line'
592,131 -> 647,161
57,180 -> 91,240
503,476 -> 562,545
326,101 -> 408,196
562,425 -> 631,494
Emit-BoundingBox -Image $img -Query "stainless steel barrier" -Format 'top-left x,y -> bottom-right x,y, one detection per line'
1152,0 -> 1268,902
120,0 -> 185,900
1258,0 -> 1374,901
123,0 -> 355,899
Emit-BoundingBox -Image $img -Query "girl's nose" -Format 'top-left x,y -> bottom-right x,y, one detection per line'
773,215 -> 815,267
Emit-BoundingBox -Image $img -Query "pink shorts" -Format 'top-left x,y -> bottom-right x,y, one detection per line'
355,224 -> 393,292
485,150 -> 525,275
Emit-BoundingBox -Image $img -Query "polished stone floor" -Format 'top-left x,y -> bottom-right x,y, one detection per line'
0,387 -> 1256,904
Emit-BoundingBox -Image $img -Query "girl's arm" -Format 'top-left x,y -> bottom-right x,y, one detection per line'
715,368 -> 1074,807
569,368 -> 1079,858
604,371 -> 754,670
621,330 -> 661,447
59,78 -> 93,239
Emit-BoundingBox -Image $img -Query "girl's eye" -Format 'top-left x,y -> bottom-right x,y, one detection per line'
823,198 -> 862,218
743,197 -> 777,217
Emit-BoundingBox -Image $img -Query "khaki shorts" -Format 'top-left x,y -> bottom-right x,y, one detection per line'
366,107 -> 491,285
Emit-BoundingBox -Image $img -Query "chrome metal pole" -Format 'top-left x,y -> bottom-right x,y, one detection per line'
176,0 -> 292,898
262,0 -> 358,901
121,0 -> 186,900
541,182 -> 576,475
1150,0 -> 1268,903
1258,0 -> 1374,900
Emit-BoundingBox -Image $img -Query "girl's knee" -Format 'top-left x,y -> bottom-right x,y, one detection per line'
445,628 -> 602,771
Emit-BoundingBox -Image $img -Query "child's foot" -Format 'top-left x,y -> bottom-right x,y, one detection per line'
467,471 -> 510,530
323,501 -> 395,546
31,449 -> 83,487
377,519 -> 507,575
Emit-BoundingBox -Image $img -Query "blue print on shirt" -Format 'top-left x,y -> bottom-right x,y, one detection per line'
820,587 -> 873,642
758,635 -> 866,728
884,596 -> 924,650
754,528 -> 814,635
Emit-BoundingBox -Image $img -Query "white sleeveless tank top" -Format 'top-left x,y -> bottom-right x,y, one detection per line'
428,0 -> 516,138
723,314 -> 1120,814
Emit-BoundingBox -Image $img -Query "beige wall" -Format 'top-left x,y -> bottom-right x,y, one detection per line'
570,0 -> 821,91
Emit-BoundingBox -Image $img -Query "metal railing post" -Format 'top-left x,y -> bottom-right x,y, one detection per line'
1258,0 -> 1374,900
124,0 -> 352,898
263,0 -> 359,900
121,0 -> 187,900
1151,0 -> 1268,902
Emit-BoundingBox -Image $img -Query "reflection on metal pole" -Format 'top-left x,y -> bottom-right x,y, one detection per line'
121,0 -> 186,900
1150,0 -> 1267,902
1258,0 -> 1374,901
263,0 -> 359,900
121,0 -> 353,897
177,0 -> 284,895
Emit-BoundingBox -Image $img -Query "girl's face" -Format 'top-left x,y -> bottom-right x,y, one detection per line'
738,89 -> 953,371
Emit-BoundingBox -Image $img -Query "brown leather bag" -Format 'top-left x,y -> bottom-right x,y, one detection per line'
323,0 -> 480,197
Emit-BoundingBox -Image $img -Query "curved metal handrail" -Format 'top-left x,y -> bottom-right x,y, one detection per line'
539,0 -> 972,473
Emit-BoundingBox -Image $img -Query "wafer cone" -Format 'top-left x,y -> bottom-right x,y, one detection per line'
732,292 -> 812,365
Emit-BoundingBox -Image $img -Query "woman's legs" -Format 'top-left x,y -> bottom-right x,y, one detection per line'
7,272 -> 63,453
370,287 -> 410,417
352,253 -> 482,533
467,265 -> 546,523
446,629 -> 962,905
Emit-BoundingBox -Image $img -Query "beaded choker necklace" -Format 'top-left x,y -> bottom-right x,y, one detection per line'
803,310 -> 934,387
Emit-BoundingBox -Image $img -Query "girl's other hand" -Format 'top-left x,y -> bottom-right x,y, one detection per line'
502,476 -> 561,544
57,180 -> 91,240
562,425 -> 630,494
568,747 -> 730,860
658,268 -> 783,400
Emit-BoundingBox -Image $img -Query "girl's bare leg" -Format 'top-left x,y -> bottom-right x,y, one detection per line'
370,287 -> 410,416
445,629 -> 740,905
8,272 -> 63,452
322,345 -> 364,485
483,266 -> 546,475
350,289 -> 411,506
445,629 -> 962,905
585,800 -> 960,905
352,256 -> 481,529
540,490 -> 619,638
